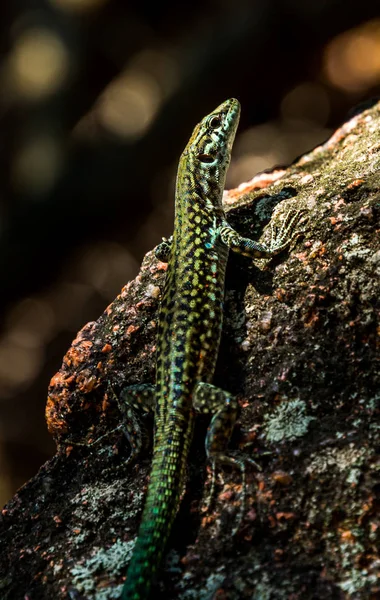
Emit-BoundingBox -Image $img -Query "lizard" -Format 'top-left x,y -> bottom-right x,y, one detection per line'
120,98 -> 303,599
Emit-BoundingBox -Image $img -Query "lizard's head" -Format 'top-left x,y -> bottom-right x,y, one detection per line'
185,98 -> 241,170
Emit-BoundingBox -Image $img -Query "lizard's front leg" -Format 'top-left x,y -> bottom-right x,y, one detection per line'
115,383 -> 155,462
220,207 -> 307,258
154,236 -> 173,262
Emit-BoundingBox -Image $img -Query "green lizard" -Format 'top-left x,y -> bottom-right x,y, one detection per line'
120,98 -> 303,599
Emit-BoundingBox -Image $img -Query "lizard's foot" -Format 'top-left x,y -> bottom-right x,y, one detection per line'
194,381 -> 261,534
268,207 -> 308,254
205,452 -> 261,535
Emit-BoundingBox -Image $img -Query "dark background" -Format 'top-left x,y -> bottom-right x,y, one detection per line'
1,0 -> 379,505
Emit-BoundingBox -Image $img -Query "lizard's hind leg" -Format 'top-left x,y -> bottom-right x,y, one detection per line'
193,382 -> 261,535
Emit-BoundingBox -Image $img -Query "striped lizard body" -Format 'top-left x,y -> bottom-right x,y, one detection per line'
121,99 -> 302,599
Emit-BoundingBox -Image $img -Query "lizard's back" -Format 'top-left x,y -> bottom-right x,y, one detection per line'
122,98 -> 241,599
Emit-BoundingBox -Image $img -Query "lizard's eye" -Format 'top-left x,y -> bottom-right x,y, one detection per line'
198,154 -> 215,164
208,115 -> 221,129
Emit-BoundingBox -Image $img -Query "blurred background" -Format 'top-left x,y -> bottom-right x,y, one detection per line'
1,0 -> 380,505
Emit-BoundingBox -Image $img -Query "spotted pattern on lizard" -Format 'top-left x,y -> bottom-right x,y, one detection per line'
120,99 -> 303,599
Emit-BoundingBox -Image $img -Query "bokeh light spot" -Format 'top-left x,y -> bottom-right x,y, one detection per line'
49,0 -> 108,13
97,70 -> 161,140
8,27 -> 70,100
0,340 -> 43,396
324,19 -> 380,92
12,134 -> 63,195
281,82 -> 330,126
6,298 -> 56,349
76,242 -> 139,298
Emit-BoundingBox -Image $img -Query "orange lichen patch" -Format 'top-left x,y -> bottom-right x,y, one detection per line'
268,515 -> 277,528
101,393 -> 111,412
219,489 -> 235,502
304,309 -> 319,328
323,112 -> 360,149
347,178 -> 365,189
64,340 -> 93,368
244,169 -> 287,190
223,169 -> 286,203
308,243 -> 327,260
257,482 -> 273,505
136,300 -> 147,309
126,325 -> 139,337
358,497 -> 375,525
271,471 -> 293,486
154,261 -> 168,272
49,372 -> 62,387
293,251 -> 309,262
45,395 -> 69,435
276,512 -> 296,521
275,288 -> 289,302
332,214 -> 344,227
76,370 -> 98,394
329,216 -> 338,225
49,371 -> 75,388
340,529 -> 355,542
201,513 -> 215,529
101,343 -> 112,353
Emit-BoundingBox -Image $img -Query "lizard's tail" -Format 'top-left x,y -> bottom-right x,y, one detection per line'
121,433 -> 189,600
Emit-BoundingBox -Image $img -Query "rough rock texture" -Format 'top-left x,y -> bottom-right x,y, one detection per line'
1,101 -> 379,600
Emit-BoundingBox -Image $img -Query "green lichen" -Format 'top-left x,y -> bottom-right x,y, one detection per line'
306,443 -> 366,476
252,577 -> 289,600
332,532 -> 379,595
338,567 -> 379,594
71,480 -> 143,529
70,539 -> 135,599
263,399 -> 315,442
179,570 -> 225,600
